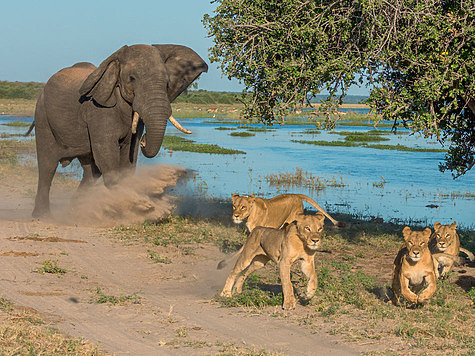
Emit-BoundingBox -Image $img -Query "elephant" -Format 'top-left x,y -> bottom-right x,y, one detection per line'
31,44 -> 208,217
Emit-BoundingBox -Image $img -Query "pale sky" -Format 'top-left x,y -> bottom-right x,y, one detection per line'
1,1 -> 369,95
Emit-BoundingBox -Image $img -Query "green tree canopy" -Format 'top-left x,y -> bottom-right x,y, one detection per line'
203,0 -> 475,177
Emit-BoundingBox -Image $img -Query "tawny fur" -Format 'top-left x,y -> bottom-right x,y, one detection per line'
392,227 -> 437,305
221,213 -> 325,310
429,221 -> 475,277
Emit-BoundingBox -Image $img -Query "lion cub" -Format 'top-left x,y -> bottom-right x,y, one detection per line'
221,213 -> 325,310
392,227 -> 437,305
429,221 -> 475,277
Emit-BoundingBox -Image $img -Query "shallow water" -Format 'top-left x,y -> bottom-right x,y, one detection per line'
143,119 -> 475,228
2,115 -> 474,228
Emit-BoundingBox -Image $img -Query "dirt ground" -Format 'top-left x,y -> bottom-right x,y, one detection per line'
0,164 -> 376,356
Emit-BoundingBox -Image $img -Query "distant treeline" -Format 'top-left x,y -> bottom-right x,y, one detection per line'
174,89 -> 243,104
0,81 -> 368,104
0,81 -> 45,100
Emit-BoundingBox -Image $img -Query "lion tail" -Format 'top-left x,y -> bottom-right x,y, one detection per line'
296,194 -> 345,227
460,247 -> 475,262
217,246 -> 244,270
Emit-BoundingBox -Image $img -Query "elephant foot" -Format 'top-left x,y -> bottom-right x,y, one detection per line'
32,205 -> 50,219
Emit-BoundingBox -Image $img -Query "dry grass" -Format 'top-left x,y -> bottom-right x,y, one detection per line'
0,297 -> 103,355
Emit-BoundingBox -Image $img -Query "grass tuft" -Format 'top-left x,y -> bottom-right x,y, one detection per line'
34,260 -> 67,274
162,135 -> 245,154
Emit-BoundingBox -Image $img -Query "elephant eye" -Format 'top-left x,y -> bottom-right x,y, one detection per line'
129,75 -> 136,83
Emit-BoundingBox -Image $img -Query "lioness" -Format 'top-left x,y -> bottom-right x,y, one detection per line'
218,193 -> 342,269
232,193 -> 343,231
392,227 -> 437,305
221,213 -> 325,310
429,221 -> 475,277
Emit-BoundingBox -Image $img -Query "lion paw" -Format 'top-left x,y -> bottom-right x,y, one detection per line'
220,290 -> 232,298
282,299 -> 296,310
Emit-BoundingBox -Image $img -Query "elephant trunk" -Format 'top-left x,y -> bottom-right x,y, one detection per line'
135,87 -> 171,158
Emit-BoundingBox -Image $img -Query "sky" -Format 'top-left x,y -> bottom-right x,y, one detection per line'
1,1 -> 369,95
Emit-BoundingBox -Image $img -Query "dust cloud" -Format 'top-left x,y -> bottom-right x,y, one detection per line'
58,164 -> 187,226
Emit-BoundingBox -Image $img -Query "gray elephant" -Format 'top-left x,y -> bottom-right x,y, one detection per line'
32,44 -> 208,217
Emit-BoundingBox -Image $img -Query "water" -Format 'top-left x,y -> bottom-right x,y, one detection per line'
2,115 -> 474,228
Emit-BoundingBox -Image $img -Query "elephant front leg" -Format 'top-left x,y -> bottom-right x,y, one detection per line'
90,139 -> 121,187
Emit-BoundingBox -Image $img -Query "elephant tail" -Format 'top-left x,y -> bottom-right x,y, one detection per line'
24,122 -> 35,136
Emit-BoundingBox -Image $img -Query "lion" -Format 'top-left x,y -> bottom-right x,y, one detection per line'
217,193 -> 343,269
232,193 -> 343,231
429,221 -> 475,277
392,226 -> 437,305
220,212 -> 325,310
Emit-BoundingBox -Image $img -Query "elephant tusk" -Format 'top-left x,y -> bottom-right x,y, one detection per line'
169,115 -> 192,134
131,111 -> 140,134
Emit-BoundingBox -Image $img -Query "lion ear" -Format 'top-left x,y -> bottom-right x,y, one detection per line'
423,228 -> 432,240
232,193 -> 239,199
402,226 -> 412,240
450,221 -> 457,229
316,212 -> 325,222
434,221 -> 441,230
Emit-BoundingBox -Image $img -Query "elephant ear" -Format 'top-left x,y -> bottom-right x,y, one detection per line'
152,44 -> 208,102
79,45 -> 128,107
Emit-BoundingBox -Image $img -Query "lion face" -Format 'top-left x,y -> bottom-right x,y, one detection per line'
295,213 -> 325,250
402,226 -> 432,262
231,194 -> 255,224
433,221 -> 457,252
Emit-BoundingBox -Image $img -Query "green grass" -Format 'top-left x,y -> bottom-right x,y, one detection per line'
229,131 -> 255,137
147,249 -> 171,264
214,126 -> 236,131
265,167 -> 346,191
292,139 -> 361,147
90,287 -> 141,305
1,120 -> 32,127
161,135 -> 245,154
245,127 -> 277,132
217,283 -> 283,308
292,139 -> 446,152
344,133 -> 390,142
112,216 -> 245,254
34,260 -> 67,274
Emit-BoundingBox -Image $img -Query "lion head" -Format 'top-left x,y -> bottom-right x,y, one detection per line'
402,226 -> 432,262
294,213 -> 325,250
231,193 -> 255,224
432,221 -> 457,252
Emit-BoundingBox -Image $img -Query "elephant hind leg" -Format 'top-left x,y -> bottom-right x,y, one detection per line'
77,155 -> 101,190
33,155 -> 59,218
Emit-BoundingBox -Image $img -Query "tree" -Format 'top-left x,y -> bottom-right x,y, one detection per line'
203,0 -> 475,177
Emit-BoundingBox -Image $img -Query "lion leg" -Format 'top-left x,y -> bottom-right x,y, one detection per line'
400,275 -> 418,304
234,254 -> 269,293
221,245 -> 261,297
432,253 -> 455,277
417,274 -> 437,304
301,258 -> 317,299
279,260 -> 296,310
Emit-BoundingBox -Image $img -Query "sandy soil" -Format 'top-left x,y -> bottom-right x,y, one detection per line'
0,165 -> 378,356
